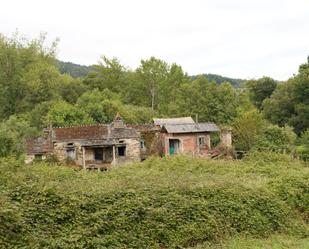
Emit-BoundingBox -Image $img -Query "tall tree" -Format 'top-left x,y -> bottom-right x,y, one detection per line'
58,74 -> 87,104
0,33 -> 59,118
46,101 -> 93,127
76,89 -> 120,123
232,110 -> 266,151
175,76 -> 239,124
246,76 -> 277,110
83,56 -> 126,93
158,63 -> 189,115
136,57 -> 168,110
263,57 -> 309,134
262,82 -> 294,126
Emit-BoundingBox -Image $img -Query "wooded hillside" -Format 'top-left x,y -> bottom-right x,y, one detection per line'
57,61 -> 244,88
0,33 -> 308,159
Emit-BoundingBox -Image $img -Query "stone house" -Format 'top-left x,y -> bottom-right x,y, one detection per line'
26,114 -> 141,169
26,115 -> 232,169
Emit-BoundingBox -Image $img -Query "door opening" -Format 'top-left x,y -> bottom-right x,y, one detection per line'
94,148 -> 103,162
169,139 -> 180,155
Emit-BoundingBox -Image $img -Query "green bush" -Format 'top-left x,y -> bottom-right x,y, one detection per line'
296,145 -> 309,161
253,125 -> 296,153
0,155 -> 308,248
243,151 -> 293,164
296,129 -> 309,161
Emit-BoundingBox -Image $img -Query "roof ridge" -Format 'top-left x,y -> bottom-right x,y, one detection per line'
53,123 -> 110,129
154,116 -> 192,119
164,123 -> 192,125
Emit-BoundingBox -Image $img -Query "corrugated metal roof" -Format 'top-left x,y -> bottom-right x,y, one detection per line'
163,123 -> 220,133
153,117 -> 195,126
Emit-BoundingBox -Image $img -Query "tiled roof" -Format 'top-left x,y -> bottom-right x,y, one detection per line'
110,126 -> 140,138
53,125 -> 109,141
127,124 -> 160,132
26,137 -> 52,155
162,123 -> 220,133
53,124 -> 140,141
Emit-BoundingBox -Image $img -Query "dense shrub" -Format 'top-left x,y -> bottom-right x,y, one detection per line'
253,125 -> 296,153
296,129 -> 309,161
0,155 -> 308,248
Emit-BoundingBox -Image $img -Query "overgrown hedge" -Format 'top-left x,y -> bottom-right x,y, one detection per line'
0,153 -> 308,248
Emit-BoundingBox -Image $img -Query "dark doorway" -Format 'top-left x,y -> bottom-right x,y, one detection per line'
169,139 -> 180,155
210,133 -> 220,148
34,154 -> 43,161
94,148 -> 103,162
118,146 -> 126,157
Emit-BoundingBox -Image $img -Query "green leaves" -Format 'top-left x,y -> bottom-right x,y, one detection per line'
232,110 -> 266,151
84,56 -> 126,93
262,61 -> 309,134
136,57 -> 169,110
174,77 -> 240,124
0,115 -> 39,157
46,101 -> 93,127
246,77 -> 277,110
0,155 -> 308,248
0,33 -> 59,118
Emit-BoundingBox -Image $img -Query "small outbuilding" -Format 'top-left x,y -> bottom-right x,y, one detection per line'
153,118 -> 221,156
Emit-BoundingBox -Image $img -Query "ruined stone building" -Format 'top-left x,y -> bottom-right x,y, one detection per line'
26,115 -> 232,169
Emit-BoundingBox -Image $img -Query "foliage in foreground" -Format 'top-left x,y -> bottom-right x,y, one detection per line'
0,153 -> 308,248
190,234 -> 309,249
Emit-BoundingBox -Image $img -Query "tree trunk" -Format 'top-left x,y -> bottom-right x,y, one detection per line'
150,88 -> 155,110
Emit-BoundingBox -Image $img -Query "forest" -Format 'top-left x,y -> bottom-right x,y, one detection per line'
0,33 -> 308,160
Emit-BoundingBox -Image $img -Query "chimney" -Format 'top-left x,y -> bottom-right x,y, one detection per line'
195,114 -> 198,123
112,112 -> 125,129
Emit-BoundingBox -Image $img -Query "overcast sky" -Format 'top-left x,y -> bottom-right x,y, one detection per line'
1,0 -> 309,80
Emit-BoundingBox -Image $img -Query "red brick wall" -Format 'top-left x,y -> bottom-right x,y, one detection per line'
162,132 -> 211,156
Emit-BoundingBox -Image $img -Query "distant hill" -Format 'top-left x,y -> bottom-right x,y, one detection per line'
192,74 -> 245,88
57,61 -> 92,78
57,61 -> 245,88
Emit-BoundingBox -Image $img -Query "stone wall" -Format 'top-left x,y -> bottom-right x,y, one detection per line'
53,141 -> 83,165
53,142 -> 67,161
220,129 -> 232,148
25,155 -> 35,164
118,138 -> 140,165
53,138 -> 141,167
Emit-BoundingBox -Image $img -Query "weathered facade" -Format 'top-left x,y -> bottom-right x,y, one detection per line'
127,124 -> 162,160
26,115 -> 232,168
153,118 -> 221,156
26,114 -> 141,169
